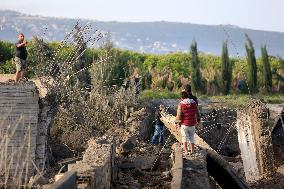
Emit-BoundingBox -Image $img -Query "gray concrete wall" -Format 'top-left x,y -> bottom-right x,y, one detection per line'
0,82 -> 39,179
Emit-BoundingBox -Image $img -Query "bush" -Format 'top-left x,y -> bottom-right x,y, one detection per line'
47,32 -> 137,156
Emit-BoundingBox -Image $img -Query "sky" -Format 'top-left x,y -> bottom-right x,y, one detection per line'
1,0 -> 283,32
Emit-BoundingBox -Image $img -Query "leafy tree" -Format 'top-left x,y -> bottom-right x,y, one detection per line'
245,34 -> 257,93
27,37 -> 56,77
261,45 -> 272,93
190,40 -> 205,94
0,41 -> 14,62
220,41 -> 232,95
0,41 -> 14,73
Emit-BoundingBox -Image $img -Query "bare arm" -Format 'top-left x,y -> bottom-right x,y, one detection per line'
175,104 -> 181,123
16,41 -> 28,48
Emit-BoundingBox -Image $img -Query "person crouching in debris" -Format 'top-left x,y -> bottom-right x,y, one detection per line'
175,91 -> 199,155
15,33 -> 28,82
151,104 -> 165,145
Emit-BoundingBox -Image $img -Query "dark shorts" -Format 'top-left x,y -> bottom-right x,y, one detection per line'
14,57 -> 27,72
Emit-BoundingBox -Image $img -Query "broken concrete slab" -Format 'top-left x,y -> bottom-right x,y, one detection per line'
236,100 -> 275,182
42,171 -> 77,189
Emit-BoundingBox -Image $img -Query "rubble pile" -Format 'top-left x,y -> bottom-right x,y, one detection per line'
114,140 -> 173,189
82,137 -> 113,166
108,107 -> 174,188
105,107 -> 148,144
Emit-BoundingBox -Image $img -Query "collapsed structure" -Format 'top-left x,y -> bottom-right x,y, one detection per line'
0,80 -> 283,188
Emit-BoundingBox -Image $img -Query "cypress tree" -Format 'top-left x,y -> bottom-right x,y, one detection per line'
190,40 -> 204,94
261,45 -> 272,93
220,41 -> 232,95
245,34 -> 257,93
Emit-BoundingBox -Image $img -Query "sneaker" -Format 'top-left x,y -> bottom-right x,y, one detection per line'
182,151 -> 190,159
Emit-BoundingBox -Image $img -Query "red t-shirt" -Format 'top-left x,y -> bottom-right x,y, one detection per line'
179,98 -> 198,126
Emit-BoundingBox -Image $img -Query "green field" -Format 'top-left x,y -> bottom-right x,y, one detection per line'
140,89 -> 284,107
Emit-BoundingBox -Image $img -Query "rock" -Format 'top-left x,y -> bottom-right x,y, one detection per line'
54,173 -> 64,182
28,174 -> 49,186
162,170 -> 171,178
48,178 -> 55,183
139,147 -> 146,153
126,116 -> 136,123
118,136 -> 137,154
129,122 -> 138,132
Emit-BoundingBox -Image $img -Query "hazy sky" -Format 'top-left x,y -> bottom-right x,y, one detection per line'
1,0 -> 283,32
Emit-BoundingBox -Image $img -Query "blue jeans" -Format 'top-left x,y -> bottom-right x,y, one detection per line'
151,124 -> 164,144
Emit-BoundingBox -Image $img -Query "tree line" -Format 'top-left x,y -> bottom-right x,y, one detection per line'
0,35 -> 283,95
189,34 -> 283,95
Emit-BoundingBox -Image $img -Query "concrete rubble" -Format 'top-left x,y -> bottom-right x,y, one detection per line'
111,107 -> 173,188
3,79 -> 282,189
50,137 -> 114,189
236,100 -> 275,182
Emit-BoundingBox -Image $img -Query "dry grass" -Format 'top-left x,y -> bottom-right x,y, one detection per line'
0,116 -> 39,188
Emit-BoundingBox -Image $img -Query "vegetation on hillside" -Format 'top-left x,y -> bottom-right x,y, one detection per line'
1,34 -> 284,97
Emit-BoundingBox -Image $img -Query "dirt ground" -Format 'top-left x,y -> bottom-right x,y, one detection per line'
250,165 -> 284,189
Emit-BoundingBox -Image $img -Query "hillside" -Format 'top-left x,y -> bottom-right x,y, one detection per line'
0,10 -> 284,56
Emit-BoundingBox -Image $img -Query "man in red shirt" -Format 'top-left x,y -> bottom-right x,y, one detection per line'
176,91 -> 200,155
